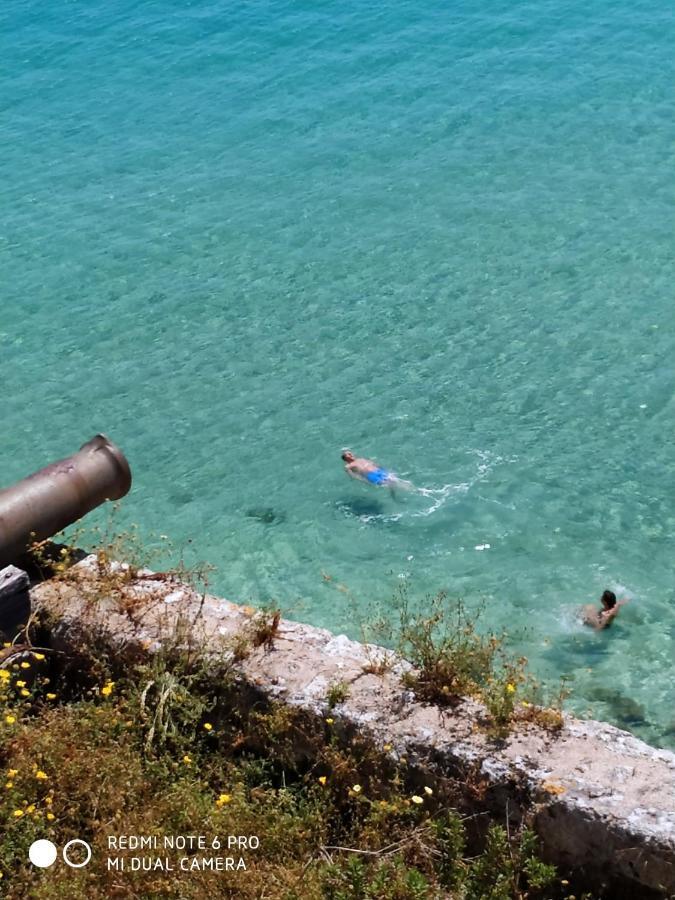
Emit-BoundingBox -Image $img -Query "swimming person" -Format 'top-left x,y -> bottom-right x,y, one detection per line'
341,450 -> 412,489
582,590 -> 629,630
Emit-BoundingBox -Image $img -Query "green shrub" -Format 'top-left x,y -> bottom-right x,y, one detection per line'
370,587 -> 566,738
0,527 -> 576,898
326,680 -> 350,709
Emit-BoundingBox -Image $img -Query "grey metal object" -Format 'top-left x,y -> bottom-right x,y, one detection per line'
0,434 -> 131,569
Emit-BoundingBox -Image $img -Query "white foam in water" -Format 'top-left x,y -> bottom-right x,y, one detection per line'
561,603 -> 587,632
411,449 -> 507,519
357,510 -> 404,525
414,482 -> 469,517
353,468 -> 478,523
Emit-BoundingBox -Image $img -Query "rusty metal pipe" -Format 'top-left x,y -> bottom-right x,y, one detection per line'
0,434 -> 131,568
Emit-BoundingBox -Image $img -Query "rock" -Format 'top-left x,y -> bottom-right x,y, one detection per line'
246,507 -> 286,525
0,565 -> 30,639
587,686 -> 649,728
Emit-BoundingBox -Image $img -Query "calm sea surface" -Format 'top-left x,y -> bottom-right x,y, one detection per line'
2,0 -> 673,746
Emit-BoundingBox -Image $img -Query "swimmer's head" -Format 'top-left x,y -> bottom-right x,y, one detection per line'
601,590 -> 617,609
341,450 -> 355,463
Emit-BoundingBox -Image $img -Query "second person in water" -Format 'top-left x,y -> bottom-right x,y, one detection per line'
582,590 -> 629,630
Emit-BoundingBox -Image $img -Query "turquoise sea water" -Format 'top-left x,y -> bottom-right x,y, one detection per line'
2,1 -> 674,746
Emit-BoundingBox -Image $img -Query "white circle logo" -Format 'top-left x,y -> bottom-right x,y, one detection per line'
29,839 -> 58,868
62,839 -> 92,868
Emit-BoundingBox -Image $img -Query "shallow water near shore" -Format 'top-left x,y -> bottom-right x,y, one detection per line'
2,0 -> 674,747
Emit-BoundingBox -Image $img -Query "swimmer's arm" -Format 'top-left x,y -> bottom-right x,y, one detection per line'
604,600 -> 629,622
598,606 -> 623,628
345,464 -> 364,481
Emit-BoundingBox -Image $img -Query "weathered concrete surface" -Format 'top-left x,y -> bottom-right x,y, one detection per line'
32,557 -> 675,896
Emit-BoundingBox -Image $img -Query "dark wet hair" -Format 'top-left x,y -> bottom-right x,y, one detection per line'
601,590 -> 617,609
341,451 -> 353,461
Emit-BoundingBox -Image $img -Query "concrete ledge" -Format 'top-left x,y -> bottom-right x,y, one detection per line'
32,557 -> 675,896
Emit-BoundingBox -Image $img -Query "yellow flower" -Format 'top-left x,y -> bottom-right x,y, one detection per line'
46,693 -> 57,700
411,795 -> 424,805
325,717 -> 334,725
15,681 -> 26,688
46,812 -> 55,821
182,755 -> 192,765
203,723 -> 213,731
424,786 -> 433,796
20,689 -> 30,697
506,683 -> 516,693
20,662 -> 30,669
5,782 -> 13,789
318,776 -> 327,785
8,769 -> 18,777
100,681 -> 115,697
215,793 -> 231,806
26,804 -> 35,814
0,670 -> 10,680
351,784 -> 361,794
36,771 -> 48,780
45,796 -> 52,806
383,743 -> 392,751
521,700 -> 531,708
13,809 -> 23,817
5,715 -> 16,725
33,653 -> 45,661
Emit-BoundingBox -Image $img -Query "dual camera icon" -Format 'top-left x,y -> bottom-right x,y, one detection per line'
29,839 -> 91,869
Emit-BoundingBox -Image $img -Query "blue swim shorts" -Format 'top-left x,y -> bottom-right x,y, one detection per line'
366,468 -> 390,485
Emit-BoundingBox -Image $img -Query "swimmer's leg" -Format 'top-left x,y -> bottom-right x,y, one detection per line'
388,476 -> 414,490
386,475 -> 414,498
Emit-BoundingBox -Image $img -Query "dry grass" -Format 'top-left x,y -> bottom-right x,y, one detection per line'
0,530 -> 580,898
